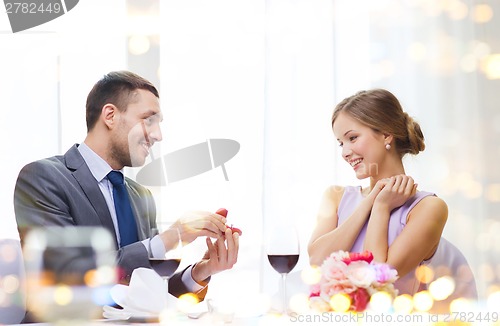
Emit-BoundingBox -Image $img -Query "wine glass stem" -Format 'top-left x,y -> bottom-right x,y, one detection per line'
281,273 -> 287,315
164,277 -> 170,310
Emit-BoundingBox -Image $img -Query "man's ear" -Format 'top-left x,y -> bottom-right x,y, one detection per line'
102,104 -> 118,129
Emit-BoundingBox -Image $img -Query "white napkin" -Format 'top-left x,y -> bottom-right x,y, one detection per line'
103,268 -> 167,320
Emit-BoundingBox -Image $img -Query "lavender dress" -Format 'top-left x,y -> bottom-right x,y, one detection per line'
337,186 -> 477,302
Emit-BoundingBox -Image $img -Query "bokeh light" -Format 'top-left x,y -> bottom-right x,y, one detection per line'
1,274 -> 20,294
329,293 -> 351,312
455,172 -> 483,198
83,269 -> 97,287
482,54 -> 500,80
449,298 -> 473,312
53,285 -> 73,306
486,291 -> 500,311
486,184 -> 500,202
415,265 -> 434,284
301,265 -> 321,285
472,4 -> 493,23
369,291 -> 392,312
128,35 -> 151,56
176,293 -> 199,313
447,0 -> 468,20
429,276 -> 455,301
393,294 -> 414,314
95,266 -> 117,285
413,291 -> 434,312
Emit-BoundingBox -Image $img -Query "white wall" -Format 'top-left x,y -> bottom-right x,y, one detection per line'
0,33 -> 60,239
0,0 -> 127,240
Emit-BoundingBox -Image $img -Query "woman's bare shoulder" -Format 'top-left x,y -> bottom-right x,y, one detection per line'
418,195 -> 448,212
323,185 -> 345,201
410,194 -> 448,224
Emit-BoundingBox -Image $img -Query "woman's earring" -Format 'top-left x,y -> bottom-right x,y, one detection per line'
385,143 -> 391,150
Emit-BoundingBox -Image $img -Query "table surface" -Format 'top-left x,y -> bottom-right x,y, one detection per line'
11,309 -> 500,326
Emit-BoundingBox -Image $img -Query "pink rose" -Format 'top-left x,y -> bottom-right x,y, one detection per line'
321,280 -> 345,297
310,283 -> 320,297
329,250 -> 350,262
309,250 -> 398,313
373,263 -> 398,284
321,260 -> 347,281
350,288 -> 370,311
346,261 -> 376,288
343,251 -> 374,265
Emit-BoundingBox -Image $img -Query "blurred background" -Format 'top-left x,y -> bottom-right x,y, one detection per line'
1,0 -> 500,315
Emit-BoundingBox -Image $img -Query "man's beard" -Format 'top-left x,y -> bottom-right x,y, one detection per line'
110,140 -> 133,168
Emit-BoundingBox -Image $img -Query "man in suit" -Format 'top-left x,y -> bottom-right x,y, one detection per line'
14,71 -> 239,321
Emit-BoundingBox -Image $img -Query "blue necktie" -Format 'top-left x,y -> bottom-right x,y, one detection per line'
107,171 -> 139,247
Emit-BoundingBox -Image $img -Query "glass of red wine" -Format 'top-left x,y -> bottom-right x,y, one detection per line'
266,224 -> 300,315
148,227 -> 182,287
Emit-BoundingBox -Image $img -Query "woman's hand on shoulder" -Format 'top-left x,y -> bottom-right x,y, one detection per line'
366,178 -> 390,202
373,174 -> 417,212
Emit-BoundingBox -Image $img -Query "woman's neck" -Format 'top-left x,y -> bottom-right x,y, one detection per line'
368,161 -> 406,190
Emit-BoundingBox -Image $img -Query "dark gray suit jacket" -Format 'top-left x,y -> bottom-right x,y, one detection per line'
14,144 -> 205,305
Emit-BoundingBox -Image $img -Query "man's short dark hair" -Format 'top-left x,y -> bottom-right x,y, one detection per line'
85,71 -> 159,132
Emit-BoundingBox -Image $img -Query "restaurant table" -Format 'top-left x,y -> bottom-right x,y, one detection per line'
10,309 -> 500,326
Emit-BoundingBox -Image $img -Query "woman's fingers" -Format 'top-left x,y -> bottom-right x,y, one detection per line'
374,175 -> 417,210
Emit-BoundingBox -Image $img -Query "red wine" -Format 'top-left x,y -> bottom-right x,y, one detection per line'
149,258 -> 180,278
268,254 -> 299,274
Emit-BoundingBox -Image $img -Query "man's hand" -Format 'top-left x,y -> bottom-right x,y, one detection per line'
191,228 -> 240,284
164,211 -> 228,245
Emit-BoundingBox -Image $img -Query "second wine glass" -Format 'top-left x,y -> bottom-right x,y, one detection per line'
148,228 -> 182,283
266,224 -> 300,315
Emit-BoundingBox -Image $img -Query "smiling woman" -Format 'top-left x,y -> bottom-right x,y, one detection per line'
308,89 -> 477,312
332,89 -> 425,181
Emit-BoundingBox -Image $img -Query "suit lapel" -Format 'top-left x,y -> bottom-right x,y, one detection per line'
64,145 -> 118,246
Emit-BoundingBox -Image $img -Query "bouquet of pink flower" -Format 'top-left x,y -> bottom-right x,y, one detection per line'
309,250 -> 398,312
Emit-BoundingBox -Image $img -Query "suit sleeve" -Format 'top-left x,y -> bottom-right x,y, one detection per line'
169,266 -> 208,300
14,161 -> 106,286
14,160 -> 77,240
